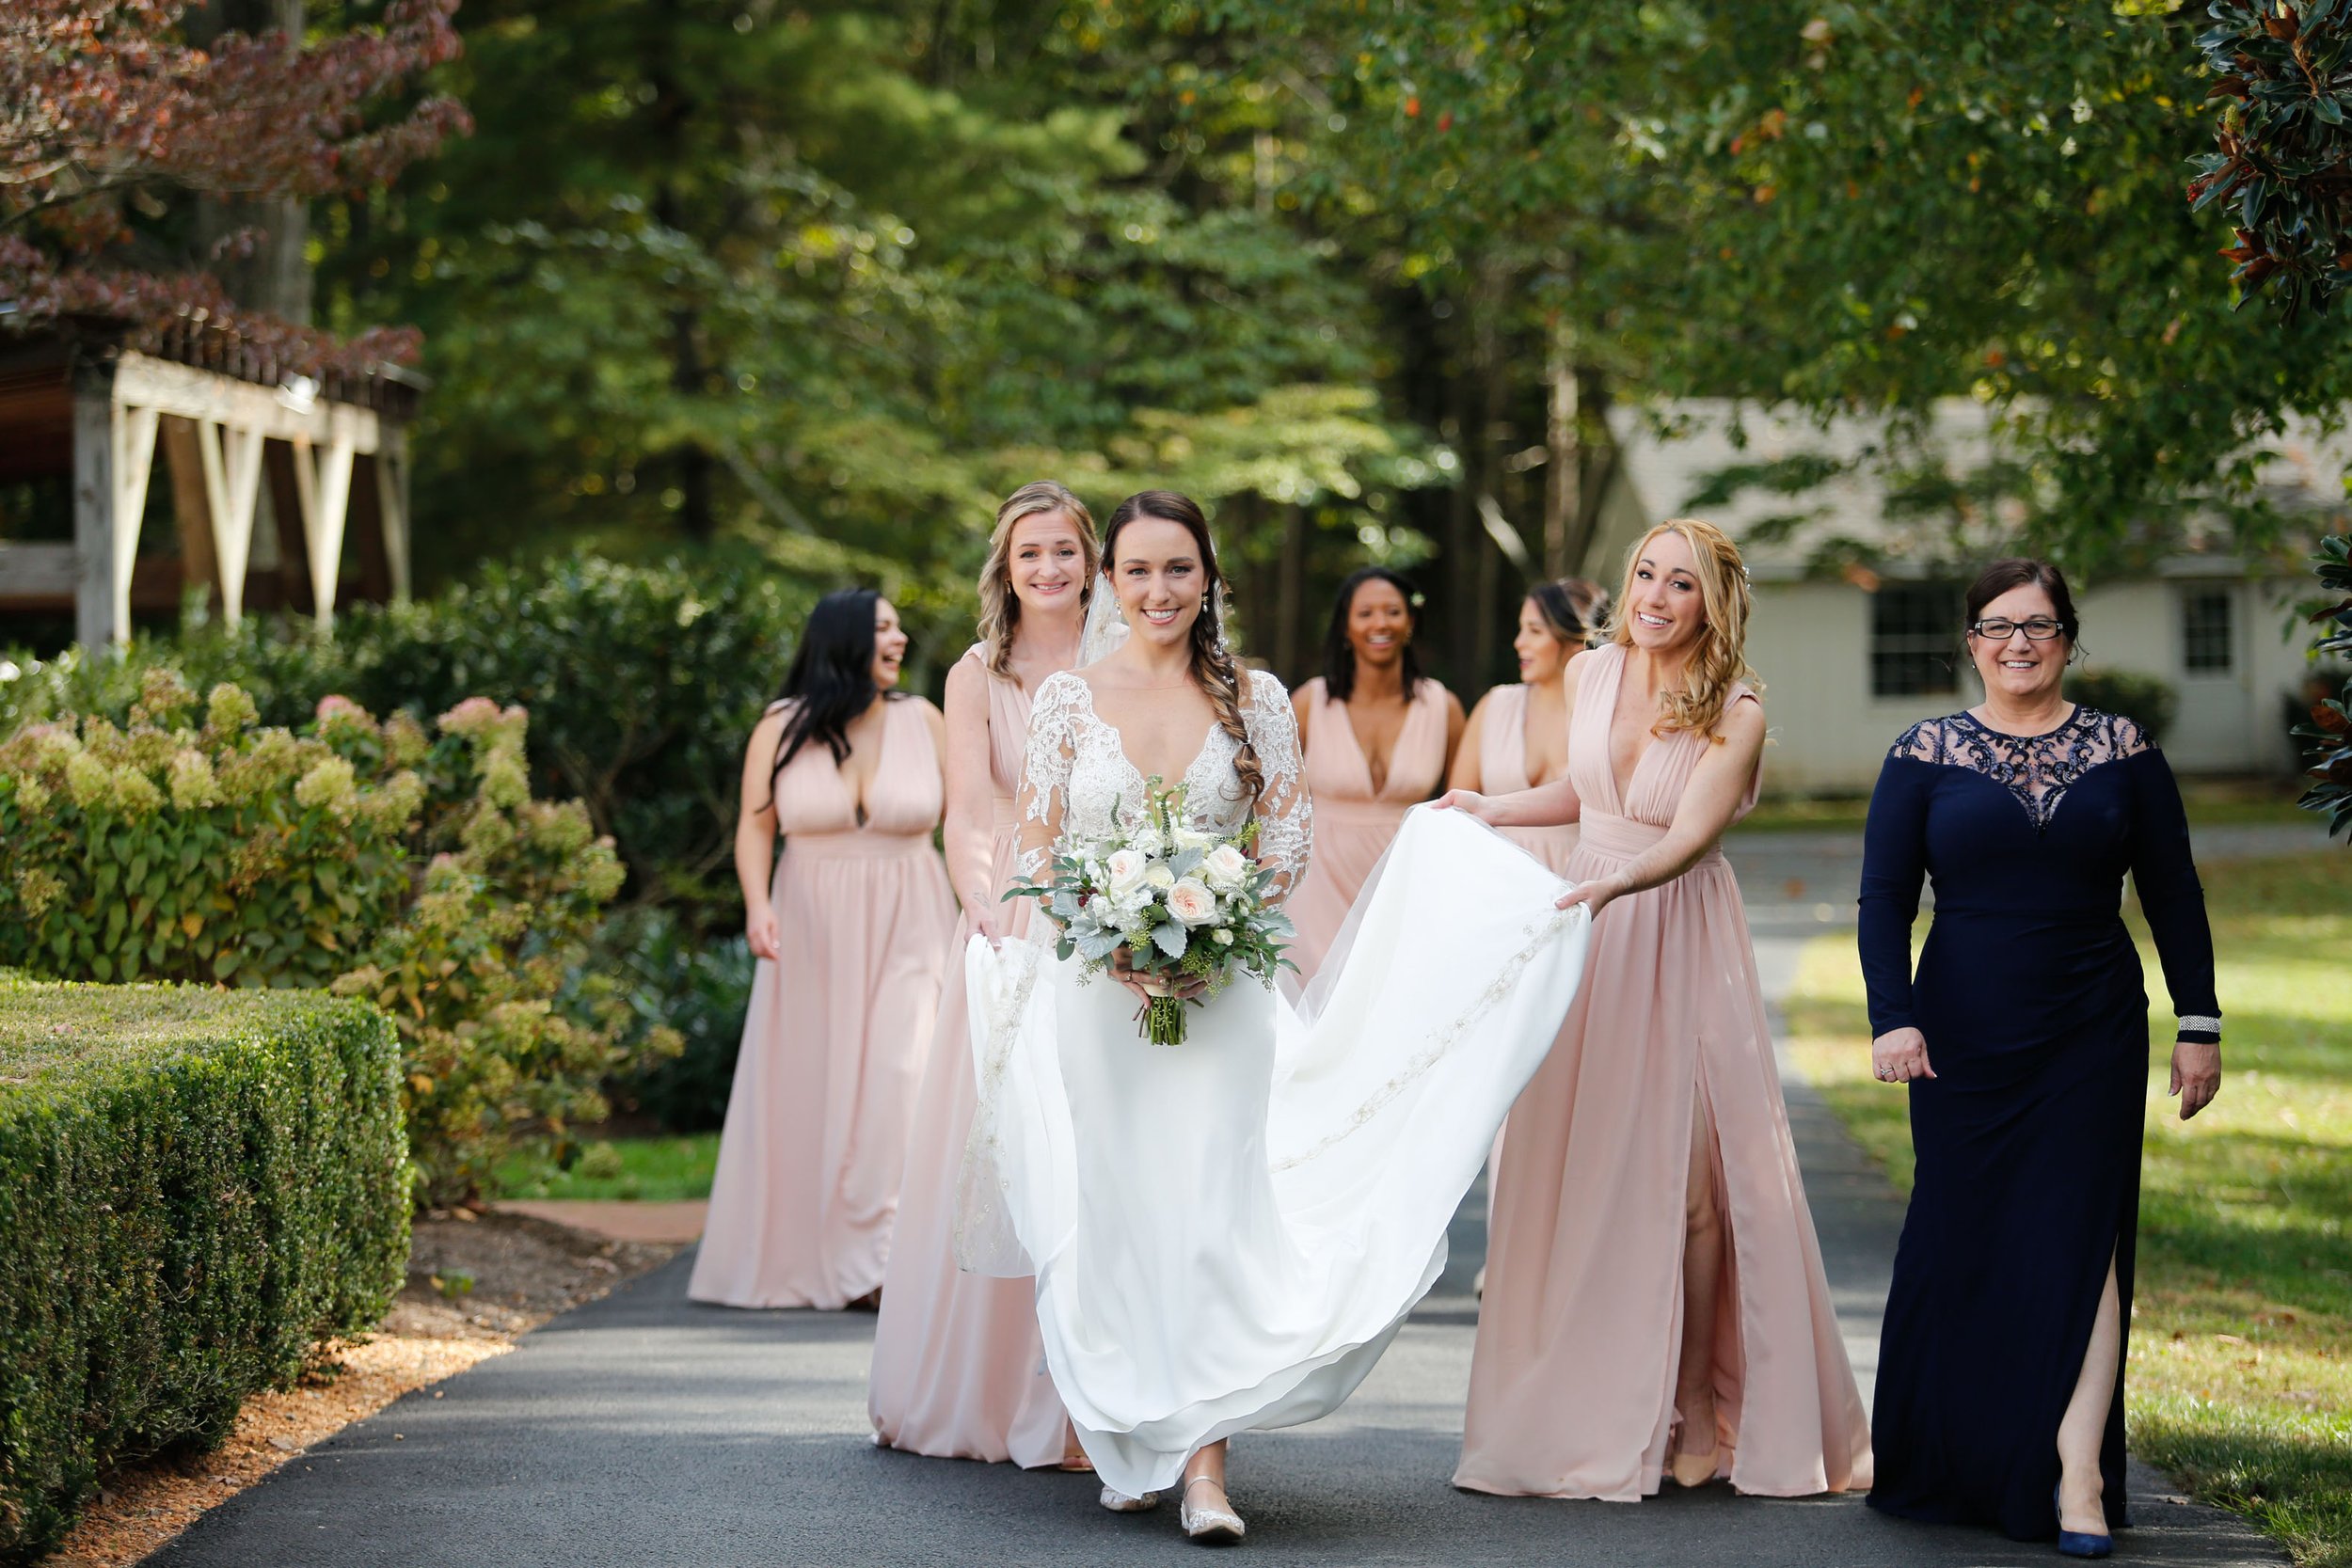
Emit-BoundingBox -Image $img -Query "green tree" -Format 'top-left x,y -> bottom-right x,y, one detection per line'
1203,0 -> 2349,586
315,0 -> 1427,652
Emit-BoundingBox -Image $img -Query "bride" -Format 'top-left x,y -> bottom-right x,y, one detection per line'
964,490 -> 1595,1544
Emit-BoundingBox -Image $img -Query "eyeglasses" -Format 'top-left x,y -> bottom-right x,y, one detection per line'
1967,617 -> 2066,641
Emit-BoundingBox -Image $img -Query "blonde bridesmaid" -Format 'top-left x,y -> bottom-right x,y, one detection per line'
1450,578 -> 1609,878
867,482 -> 1094,1466
1284,567 -> 1464,977
1442,520 -> 1869,1500
689,589 -> 955,1311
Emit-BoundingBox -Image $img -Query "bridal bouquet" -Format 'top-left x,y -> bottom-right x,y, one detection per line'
1008,778 -> 1294,1045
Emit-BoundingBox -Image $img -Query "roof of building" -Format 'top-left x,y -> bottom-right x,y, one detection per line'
0,313 -> 421,483
1603,398 -> 2343,582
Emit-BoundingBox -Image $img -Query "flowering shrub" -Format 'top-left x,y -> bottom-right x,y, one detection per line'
0,552 -> 822,927
0,670 -> 673,1206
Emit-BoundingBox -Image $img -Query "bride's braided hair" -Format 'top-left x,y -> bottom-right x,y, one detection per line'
1103,490 -> 1263,801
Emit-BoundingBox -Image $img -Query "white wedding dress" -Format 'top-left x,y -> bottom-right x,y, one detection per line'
962,668 -> 1591,1497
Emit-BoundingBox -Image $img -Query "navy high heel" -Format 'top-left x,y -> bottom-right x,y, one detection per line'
2055,1482 -> 2113,1559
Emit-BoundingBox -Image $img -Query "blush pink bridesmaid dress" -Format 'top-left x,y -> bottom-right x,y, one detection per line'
1457,642 -> 1870,1500
867,647 -> 1072,1465
1476,682 -> 1578,877
1284,675 -> 1450,977
1470,681 -> 1578,1230
688,696 -> 956,1311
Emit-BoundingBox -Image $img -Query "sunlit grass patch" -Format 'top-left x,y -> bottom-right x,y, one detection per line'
493,1132 -> 720,1204
1781,854 -> 2351,1565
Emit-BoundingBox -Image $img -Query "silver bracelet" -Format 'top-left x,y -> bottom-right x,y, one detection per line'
2177,1015 -> 2221,1037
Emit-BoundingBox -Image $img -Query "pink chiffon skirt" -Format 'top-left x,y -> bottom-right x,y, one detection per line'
1285,797 -> 1413,978
1459,812 -> 1869,1499
866,817 -> 1071,1465
689,832 -> 954,1310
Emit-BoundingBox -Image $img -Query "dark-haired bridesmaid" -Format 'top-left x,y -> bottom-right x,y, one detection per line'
1285,567 -> 1464,977
1451,578 -> 1610,879
1452,578 -> 1608,1291
689,589 -> 956,1311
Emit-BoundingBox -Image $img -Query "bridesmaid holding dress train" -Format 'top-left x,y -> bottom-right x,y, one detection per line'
1449,578 -> 1609,878
1442,519 -> 1870,1500
1452,578 -> 1606,1281
689,589 -> 955,1311
867,482 -> 1096,1466
1284,567 -> 1464,978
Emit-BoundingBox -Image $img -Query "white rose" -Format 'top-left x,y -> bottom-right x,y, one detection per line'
1172,825 -> 1214,854
1212,927 -> 1234,946
1167,878 -> 1217,927
1105,847 -> 1149,895
1131,823 -> 1165,858
1146,863 -> 1176,891
1200,844 -> 1249,892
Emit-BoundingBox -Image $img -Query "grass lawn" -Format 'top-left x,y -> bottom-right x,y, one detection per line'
1740,777 -> 2312,835
1782,853 -> 2351,1567
492,1132 -> 720,1203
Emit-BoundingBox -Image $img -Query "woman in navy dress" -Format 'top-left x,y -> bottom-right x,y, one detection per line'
1858,558 -> 2222,1556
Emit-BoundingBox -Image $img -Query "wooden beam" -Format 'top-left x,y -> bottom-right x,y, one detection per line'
162,417 -> 217,604
72,380 -> 114,647
109,402 -> 161,643
306,422 -> 356,629
347,452 -> 392,605
0,542 -> 78,602
193,418 -> 265,627
110,352 -> 384,454
262,439 -> 313,615
376,427 -> 412,603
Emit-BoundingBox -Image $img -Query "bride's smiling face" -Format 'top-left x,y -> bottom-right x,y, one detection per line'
1111,517 -> 1206,648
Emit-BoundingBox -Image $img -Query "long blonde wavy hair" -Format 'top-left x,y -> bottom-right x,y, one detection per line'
1604,517 -> 1761,739
976,480 -> 1100,677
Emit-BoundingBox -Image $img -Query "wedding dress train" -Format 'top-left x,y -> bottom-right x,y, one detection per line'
962,670 -> 1590,1498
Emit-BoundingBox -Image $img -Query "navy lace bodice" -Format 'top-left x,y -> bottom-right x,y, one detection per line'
1888,708 -> 2148,834
1859,706 -> 2219,1044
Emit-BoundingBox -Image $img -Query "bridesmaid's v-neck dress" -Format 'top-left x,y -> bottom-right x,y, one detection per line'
689,696 -> 956,1309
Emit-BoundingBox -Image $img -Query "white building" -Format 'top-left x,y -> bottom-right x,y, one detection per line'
1584,400 -> 2329,793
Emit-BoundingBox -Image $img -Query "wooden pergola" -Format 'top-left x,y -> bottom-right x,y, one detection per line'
0,315 -> 420,645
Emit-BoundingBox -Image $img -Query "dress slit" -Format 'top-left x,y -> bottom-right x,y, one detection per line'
1457,645 -> 1867,1501
1669,1064 -> 1744,1476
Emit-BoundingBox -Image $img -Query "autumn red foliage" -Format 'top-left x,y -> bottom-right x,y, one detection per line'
1,0 -> 469,374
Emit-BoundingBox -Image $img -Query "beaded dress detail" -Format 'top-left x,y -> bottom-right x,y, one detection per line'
1891,709 -> 2148,833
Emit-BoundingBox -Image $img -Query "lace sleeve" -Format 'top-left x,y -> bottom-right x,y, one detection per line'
1242,669 -> 1312,902
1013,672 -> 1085,882
1889,718 -> 1947,763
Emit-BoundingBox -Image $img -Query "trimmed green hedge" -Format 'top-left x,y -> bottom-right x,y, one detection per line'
0,977 -> 407,1565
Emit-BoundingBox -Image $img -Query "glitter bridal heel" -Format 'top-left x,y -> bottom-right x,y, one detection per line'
1179,1475 -> 1246,1544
